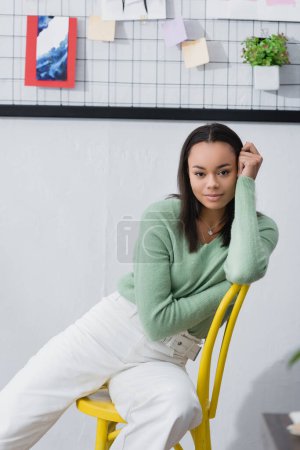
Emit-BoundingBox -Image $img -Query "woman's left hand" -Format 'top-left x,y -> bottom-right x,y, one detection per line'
238,142 -> 263,180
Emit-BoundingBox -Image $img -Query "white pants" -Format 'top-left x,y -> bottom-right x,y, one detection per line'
0,291 -> 202,450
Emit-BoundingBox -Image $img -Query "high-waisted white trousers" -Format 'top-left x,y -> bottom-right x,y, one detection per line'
0,291 -> 202,450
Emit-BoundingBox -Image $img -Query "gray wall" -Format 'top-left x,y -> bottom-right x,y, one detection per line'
0,117 -> 299,450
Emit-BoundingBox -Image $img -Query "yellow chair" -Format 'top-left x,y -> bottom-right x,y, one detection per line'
76,283 -> 250,450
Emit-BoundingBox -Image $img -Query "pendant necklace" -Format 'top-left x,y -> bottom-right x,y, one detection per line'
199,217 -> 225,236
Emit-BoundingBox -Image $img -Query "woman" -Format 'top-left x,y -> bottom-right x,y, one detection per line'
0,123 -> 278,450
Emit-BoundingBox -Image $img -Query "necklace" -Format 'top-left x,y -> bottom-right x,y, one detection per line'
199,228 -> 208,244
199,217 -> 225,236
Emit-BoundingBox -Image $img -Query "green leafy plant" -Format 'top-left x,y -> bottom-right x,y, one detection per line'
288,349 -> 300,368
241,33 -> 290,66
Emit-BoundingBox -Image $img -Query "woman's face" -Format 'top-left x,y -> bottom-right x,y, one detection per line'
188,141 -> 238,213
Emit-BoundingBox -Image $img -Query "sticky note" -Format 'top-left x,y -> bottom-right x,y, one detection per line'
161,17 -> 187,47
182,38 -> 209,68
87,16 -> 115,41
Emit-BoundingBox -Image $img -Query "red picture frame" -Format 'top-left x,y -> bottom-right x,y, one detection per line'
25,16 -> 77,88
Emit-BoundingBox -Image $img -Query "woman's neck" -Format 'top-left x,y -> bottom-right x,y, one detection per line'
198,208 -> 226,228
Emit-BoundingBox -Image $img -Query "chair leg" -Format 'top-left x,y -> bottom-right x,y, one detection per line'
107,422 -> 117,449
95,418 -> 108,450
174,444 -> 184,450
193,415 -> 211,450
203,419 -> 211,450
204,419 -> 211,450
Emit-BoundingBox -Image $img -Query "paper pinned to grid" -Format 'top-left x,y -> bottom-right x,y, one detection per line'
87,16 -> 115,41
102,0 -> 166,21
161,17 -> 187,47
181,37 -> 209,68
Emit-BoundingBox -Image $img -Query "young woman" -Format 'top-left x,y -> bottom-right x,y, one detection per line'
0,123 -> 278,450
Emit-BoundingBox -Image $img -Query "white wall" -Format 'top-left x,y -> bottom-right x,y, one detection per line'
0,117 -> 299,450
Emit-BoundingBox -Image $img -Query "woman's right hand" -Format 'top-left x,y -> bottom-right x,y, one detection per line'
238,142 -> 263,180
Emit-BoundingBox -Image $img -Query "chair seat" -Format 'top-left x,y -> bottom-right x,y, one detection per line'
76,387 -> 126,424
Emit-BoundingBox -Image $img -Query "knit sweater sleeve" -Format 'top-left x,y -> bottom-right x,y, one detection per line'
133,207 -> 231,341
223,175 -> 279,285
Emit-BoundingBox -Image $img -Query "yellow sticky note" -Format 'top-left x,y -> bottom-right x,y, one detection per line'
182,38 -> 209,69
87,16 -> 115,42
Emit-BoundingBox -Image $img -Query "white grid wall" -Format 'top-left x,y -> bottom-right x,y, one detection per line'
1,0 -> 300,110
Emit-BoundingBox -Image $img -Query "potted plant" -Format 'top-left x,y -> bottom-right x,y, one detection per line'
288,348 -> 300,367
287,349 -> 300,436
241,33 -> 290,91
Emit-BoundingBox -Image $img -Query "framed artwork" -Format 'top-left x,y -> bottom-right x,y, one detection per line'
25,15 -> 77,88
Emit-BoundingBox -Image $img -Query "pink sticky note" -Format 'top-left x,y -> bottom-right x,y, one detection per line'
162,17 -> 187,47
266,0 -> 295,4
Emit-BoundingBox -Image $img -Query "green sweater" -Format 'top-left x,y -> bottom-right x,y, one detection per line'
117,176 -> 279,341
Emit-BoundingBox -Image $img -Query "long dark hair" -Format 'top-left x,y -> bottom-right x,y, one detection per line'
166,123 -> 258,252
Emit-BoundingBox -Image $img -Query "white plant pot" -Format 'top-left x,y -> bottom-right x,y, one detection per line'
253,65 -> 280,90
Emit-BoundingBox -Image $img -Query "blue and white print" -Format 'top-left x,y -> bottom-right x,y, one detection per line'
36,16 -> 69,81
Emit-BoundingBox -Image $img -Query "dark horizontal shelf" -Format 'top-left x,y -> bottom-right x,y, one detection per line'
0,104 -> 300,122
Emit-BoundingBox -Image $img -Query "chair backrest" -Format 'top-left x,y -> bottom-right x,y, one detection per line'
192,283 -> 250,450
76,283 -> 250,450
